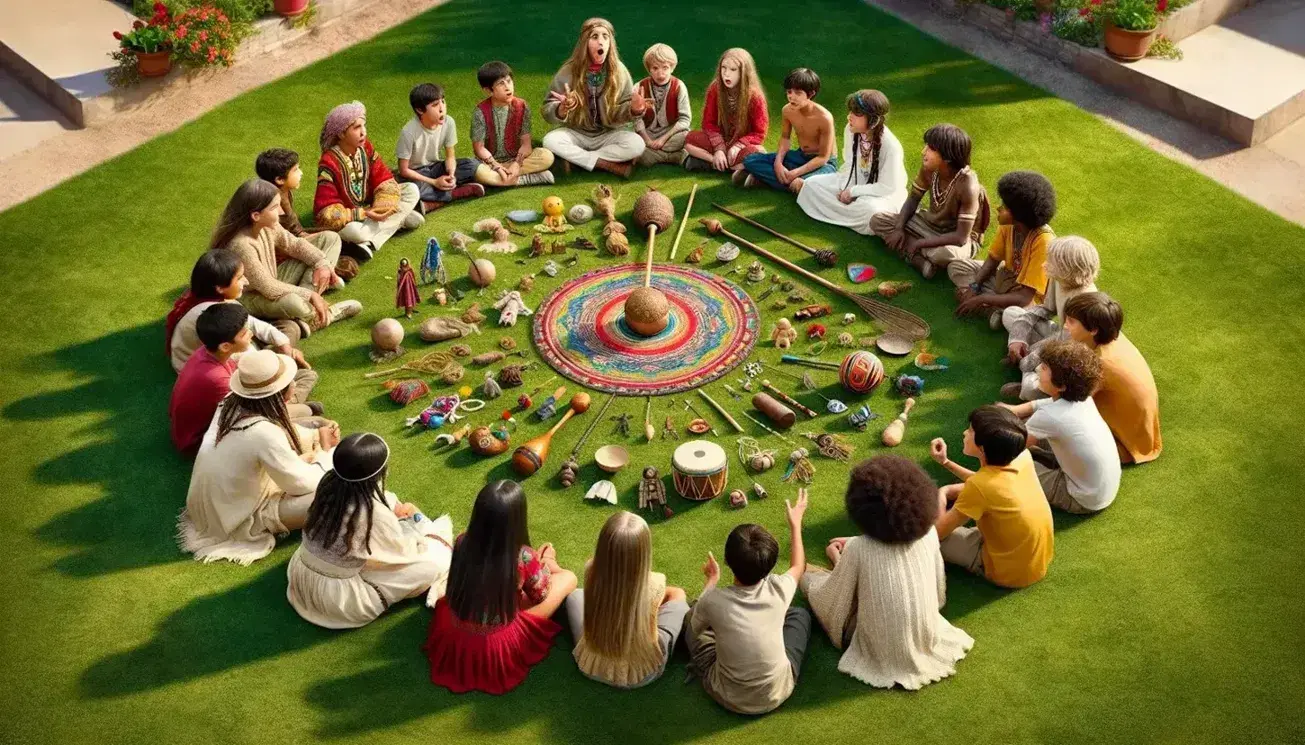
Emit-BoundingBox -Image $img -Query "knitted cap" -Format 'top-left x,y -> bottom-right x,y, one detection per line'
320,101 -> 366,151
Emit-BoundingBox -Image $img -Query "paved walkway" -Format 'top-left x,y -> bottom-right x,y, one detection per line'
0,0 -> 1301,225
864,0 -> 1305,227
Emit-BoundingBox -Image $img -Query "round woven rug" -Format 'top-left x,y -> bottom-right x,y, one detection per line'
532,264 -> 760,396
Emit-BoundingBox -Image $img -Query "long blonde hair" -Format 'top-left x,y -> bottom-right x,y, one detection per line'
563,17 -> 626,129
582,511 -> 661,669
715,48 -> 765,141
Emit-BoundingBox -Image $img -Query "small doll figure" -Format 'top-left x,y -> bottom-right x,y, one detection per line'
638,466 -> 667,513
772,318 -> 799,350
493,290 -> 533,327
421,238 -> 448,285
539,196 -> 569,232
396,258 -> 420,318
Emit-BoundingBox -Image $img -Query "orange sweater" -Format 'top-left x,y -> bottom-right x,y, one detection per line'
1095,333 -> 1162,464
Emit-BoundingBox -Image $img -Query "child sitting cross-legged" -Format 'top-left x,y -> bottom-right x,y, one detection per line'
633,43 -> 692,167
682,48 -> 767,173
287,432 -> 455,629
1061,292 -> 1162,464
804,456 -> 974,688
739,67 -> 837,192
1000,339 -> 1121,514
1001,235 -> 1100,375
564,511 -> 689,689
397,83 -> 486,212
424,480 -> 577,695
949,171 -> 1057,328
470,61 -> 555,187
685,490 -> 811,716
931,406 -> 1055,589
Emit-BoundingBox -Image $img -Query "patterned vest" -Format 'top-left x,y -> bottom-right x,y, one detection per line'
477,97 -> 527,159
638,77 -> 680,129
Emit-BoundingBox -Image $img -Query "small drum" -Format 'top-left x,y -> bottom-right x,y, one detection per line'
672,440 -> 729,501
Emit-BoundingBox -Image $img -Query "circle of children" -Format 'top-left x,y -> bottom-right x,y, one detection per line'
164,17 -> 1162,712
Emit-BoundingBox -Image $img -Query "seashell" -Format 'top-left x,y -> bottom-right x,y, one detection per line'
715,242 -> 740,263
584,480 -> 618,505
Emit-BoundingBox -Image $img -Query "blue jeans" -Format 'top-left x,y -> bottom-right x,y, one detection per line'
742,150 -> 837,190
404,159 -> 480,202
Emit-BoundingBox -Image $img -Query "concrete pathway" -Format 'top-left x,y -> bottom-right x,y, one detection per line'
866,0 -> 1305,226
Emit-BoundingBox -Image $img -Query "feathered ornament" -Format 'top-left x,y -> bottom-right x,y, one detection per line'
805,432 -> 854,461
781,448 -> 815,484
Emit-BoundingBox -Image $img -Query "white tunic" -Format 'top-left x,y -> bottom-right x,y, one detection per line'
287,494 -> 453,629
802,531 -> 974,689
797,124 -> 907,235
178,409 -> 328,565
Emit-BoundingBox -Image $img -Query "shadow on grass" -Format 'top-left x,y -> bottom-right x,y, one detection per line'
4,322 -> 192,577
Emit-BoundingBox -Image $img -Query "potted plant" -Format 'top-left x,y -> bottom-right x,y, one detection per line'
274,0 -> 310,17
170,5 -> 241,70
1104,0 -> 1160,61
112,2 -> 173,77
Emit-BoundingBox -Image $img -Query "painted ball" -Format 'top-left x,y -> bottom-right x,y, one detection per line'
371,318 -> 404,351
568,204 -> 594,224
468,258 -> 497,287
624,287 -> 669,337
838,350 -> 884,394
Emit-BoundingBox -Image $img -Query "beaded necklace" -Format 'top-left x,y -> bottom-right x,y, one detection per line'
333,145 -> 369,205
929,165 -> 970,212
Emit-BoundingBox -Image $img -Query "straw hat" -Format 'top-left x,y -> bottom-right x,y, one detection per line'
230,349 -> 297,399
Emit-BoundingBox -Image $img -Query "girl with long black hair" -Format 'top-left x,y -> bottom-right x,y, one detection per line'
287,433 -> 454,629
424,480 -> 577,694
797,90 -> 908,235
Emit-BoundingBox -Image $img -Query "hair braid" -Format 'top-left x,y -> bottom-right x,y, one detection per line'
216,392 -> 303,454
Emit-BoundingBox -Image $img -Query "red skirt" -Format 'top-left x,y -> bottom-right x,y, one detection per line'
424,597 -> 561,695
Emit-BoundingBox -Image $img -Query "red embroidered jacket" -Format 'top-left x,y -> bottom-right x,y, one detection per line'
313,139 -> 401,230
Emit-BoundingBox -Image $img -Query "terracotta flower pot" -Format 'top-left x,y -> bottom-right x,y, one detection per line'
274,0 -> 309,17
1104,22 -> 1157,62
135,50 -> 172,77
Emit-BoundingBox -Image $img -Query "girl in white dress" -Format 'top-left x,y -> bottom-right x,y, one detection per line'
802,455 -> 973,689
287,433 -> 453,629
797,90 -> 907,235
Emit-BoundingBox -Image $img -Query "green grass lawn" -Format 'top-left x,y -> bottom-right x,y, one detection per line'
2,0 -> 1303,742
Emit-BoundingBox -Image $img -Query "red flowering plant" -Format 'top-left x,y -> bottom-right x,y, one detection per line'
112,2 -> 173,53
168,4 -> 240,69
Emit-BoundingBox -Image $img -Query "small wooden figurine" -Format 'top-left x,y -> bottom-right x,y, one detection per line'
396,258 -> 420,318
771,318 -> 799,350
637,466 -> 668,513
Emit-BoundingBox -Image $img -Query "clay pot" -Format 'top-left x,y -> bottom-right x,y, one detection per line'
135,50 -> 172,78
1104,22 -> 1157,62
274,0 -> 310,17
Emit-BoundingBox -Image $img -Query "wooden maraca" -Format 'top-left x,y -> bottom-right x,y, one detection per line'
512,392 -> 592,476
881,397 -> 915,447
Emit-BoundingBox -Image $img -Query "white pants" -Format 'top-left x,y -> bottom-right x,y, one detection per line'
337,182 -> 420,255
542,128 -> 645,171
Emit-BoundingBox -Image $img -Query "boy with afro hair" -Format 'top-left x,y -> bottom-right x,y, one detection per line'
950,170 -> 1057,328
1000,339 -> 1121,514
803,456 -> 973,688
931,406 -> 1054,588
685,490 -> 812,715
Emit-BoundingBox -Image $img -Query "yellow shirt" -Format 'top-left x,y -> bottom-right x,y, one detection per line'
986,224 -> 1053,303
954,450 -> 1054,588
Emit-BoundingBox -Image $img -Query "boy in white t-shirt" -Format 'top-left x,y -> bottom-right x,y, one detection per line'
1000,339 -> 1121,513
395,83 -> 484,212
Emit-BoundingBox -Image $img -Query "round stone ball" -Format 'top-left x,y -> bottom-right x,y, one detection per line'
624,287 -> 670,337
468,258 -> 497,287
371,318 -> 404,351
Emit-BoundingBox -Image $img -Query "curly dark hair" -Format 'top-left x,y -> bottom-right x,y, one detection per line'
1039,339 -> 1102,402
1064,291 -> 1123,346
996,170 -> 1057,228
845,456 -> 939,544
